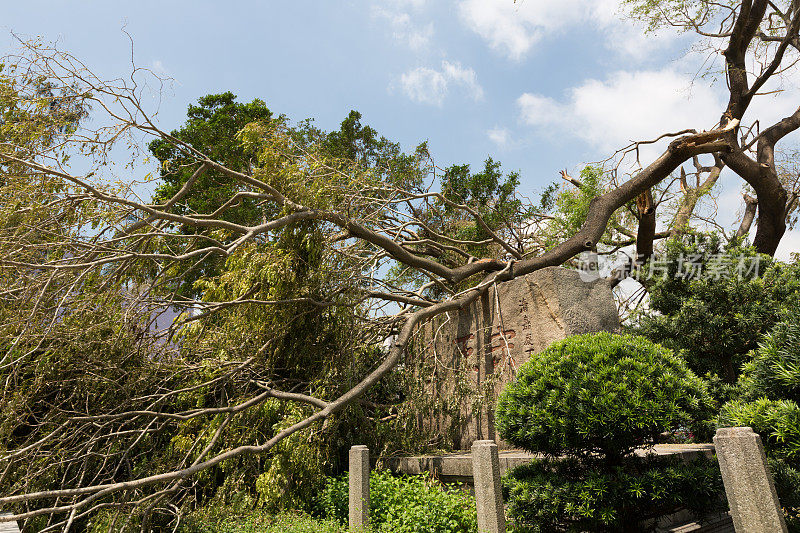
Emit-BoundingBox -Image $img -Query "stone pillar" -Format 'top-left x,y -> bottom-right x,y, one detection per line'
349,445 -> 370,531
713,427 -> 788,533
471,440 -> 506,533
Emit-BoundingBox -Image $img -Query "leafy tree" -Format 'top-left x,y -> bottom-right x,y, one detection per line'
150,92 -> 274,224
632,233 -> 800,385
7,3 -> 800,523
536,166 -> 621,252
425,157 -> 533,259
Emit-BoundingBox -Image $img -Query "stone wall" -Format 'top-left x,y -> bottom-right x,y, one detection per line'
412,266 -> 619,449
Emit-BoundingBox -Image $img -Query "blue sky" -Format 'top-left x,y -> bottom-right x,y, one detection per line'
3,0 -> 799,257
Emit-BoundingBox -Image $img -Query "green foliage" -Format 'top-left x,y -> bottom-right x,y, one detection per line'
181,510 -> 346,533
150,92 -> 274,222
544,167 -> 604,244
503,456 -> 724,533
720,402 -> 800,531
633,233 -> 800,384
622,0 -> 738,33
322,470 -> 478,533
536,166 -> 629,252
440,157 -> 523,227
737,306 -> 800,403
389,156 -> 534,299
497,332 -> 721,532
140,96 -> 429,518
496,332 -> 713,459
148,94 -> 427,298
431,157 -> 533,257
720,398 -> 800,461
719,308 -> 800,531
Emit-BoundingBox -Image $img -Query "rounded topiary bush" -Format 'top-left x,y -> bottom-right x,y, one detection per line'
497,333 -> 723,532
497,332 -> 713,459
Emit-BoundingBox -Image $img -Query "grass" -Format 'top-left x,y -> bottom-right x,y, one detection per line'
185,511 -> 346,533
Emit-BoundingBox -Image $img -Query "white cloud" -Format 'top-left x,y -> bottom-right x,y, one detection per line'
487,126 -> 511,147
151,59 -> 169,76
401,67 -> 448,105
381,0 -> 427,9
457,0 -> 678,61
776,229 -> 800,262
604,24 -> 682,62
400,60 -> 484,105
517,68 -> 723,153
373,6 -> 434,51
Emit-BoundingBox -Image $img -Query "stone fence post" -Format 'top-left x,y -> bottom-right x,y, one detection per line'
349,444 -> 370,531
471,439 -> 506,533
714,427 -> 788,533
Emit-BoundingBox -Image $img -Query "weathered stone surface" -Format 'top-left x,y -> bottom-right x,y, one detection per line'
348,445 -> 370,531
471,440 -> 506,533
415,267 -> 619,449
0,514 -> 20,533
385,444 -> 715,482
713,427 -> 788,533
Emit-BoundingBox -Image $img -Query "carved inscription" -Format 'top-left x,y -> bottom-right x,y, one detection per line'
416,267 -> 620,449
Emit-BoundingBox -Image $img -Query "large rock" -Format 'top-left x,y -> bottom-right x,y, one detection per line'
413,266 -> 619,449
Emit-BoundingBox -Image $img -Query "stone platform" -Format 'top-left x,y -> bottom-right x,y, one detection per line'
0,514 -> 20,533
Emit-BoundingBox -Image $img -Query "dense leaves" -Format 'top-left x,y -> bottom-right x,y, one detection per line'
497,332 -> 721,532
503,456 -> 723,533
322,470 -> 477,533
633,233 -> 800,384
497,332 -> 713,459
719,307 -> 800,531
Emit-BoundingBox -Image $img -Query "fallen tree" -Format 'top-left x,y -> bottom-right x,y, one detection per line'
1,1 -> 800,529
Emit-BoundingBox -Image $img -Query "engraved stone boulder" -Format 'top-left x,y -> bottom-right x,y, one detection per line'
413,266 -> 620,449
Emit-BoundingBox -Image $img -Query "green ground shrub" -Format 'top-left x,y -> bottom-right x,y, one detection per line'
181,510 -> 345,533
503,456 -> 723,533
496,332 -> 723,532
322,469 -> 477,533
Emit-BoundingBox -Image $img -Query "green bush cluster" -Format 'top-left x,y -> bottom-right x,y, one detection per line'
497,332 -> 714,458
719,305 -> 800,531
633,234 -> 800,389
503,456 -> 723,533
497,332 -> 723,532
322,469 -> 477,533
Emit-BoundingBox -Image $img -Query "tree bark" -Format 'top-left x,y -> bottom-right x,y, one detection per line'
736,194 -> 759,238
636,189 -> 656,263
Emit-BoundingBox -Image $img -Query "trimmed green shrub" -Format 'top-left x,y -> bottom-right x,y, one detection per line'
497,332 -> 713,459
497,332 -> 723,532
503,456 -> 723,533
322,469 -> 477,533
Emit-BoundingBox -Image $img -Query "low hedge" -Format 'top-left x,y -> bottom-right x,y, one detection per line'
322,469 -> 477,533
